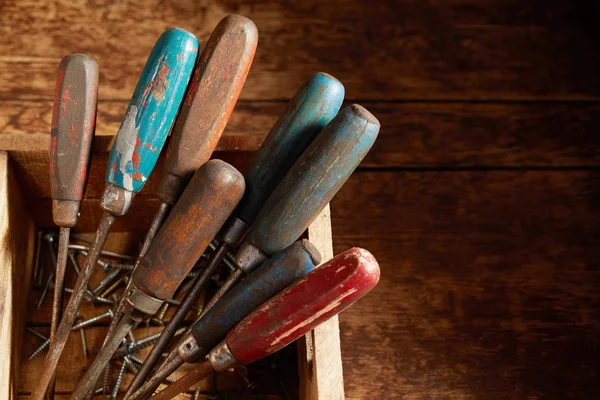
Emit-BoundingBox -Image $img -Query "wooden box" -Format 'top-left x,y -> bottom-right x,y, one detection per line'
0,134 -> 344,399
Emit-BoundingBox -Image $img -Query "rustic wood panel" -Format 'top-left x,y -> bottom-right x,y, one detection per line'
0,153 -> 36,399
1,0 -> 599,101
331,170 -> 600,399
3,100 -> 600,168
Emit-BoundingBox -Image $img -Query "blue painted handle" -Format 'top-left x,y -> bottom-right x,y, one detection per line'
106,28 -> 198,192
187,240 -> 320,361
234,73 -> 344,225
249,104 -> 380,255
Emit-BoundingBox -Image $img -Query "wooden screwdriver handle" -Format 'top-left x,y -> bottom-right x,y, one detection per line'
224,248 -> 380,366
246,104 -> 380,256
133,160 -> 245,300
106,28 -> 198,194
49,54 -> 98,227
158,15 -> 258,205
234,72 -> 344,226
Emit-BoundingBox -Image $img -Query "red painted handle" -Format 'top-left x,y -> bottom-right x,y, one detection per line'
225,248 -> 380,365
49,54 -> 98,227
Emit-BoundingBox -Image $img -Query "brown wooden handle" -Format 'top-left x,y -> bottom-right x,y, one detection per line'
158,15 -> 258,204
133,160 -> 245,299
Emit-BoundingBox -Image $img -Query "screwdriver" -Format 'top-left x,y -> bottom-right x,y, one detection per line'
32,28 -> 199,400
70,160 -> 245,399
125,71 -> 344,395
206,104 -> 380,313
48,53 -> 98,400
127,239 -> 322,398
144,247 -> 380,400
105,13 -> 257,348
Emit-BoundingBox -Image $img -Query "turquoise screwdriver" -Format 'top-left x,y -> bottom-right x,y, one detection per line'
32,28 -> 198,399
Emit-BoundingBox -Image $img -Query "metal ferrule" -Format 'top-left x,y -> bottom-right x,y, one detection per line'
125,282 -> 164,316
177,332 -> 202,363
234,238 -> 268,274
100,182 -> 135,216
218,216 -> 250,245
208,341 -> 240,372
156,170 -> 188,205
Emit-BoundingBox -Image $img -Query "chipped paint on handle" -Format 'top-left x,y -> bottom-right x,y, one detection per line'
50,54 -> 98,202
234,72 -> 345,226
186,240 -> 321,362
225,248 -> 380,365
106,28 -> 198,192
248,104 -> 380,255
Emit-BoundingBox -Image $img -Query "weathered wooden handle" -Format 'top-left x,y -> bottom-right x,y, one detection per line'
106,28 -> 198,193
158,15 -> 258,205
133,160 -> 244,300
181,240 -> 321,362
49,54 -> 98,227
225,248 -> 380,365
234,72 -> 345,225
248,104 -> 380,255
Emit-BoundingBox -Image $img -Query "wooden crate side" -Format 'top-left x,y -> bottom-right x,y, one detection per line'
0,152 -> 35,399
299,204 -> 345,400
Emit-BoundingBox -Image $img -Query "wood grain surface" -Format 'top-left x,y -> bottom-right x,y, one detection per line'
1,0 -> 599,398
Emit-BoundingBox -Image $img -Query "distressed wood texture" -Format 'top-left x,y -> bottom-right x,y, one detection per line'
332,171 -> 600,399
300,205 -> 344,400
2,0 -> 600,399
3,100 -> 600,167
1,0 -> 600,101
0,152 -> 36,399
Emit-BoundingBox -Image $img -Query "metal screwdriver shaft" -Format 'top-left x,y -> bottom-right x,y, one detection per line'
145,248 -> 381,400
132,240 -> 322,399
32,28 -> 199,400
47,54 -> 98,399
125,69 -> 342,396
71,160 -> 245,399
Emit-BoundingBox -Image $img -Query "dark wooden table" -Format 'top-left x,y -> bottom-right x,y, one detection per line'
2,1 -> 599,398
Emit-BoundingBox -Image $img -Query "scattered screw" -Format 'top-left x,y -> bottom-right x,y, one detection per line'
103,363 -> 111,395
32,231 -> 43,288
43,232 -> 58,267
26,327 -> 48,341
100,276 -> 128,298
123,355 -> 138,374
72,309 -> 114,331
92,267 -> 122,294
69,244 -> 134,261
37,272 -> 55,309
110,359 -> 127,400
29,338 -> 51,360
75,315 -> 88,359
68,250 -> 81,275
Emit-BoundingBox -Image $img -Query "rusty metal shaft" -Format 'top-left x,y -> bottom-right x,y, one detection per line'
124,242 -> 229,397
32,212 -> 116,400
71,314 -> 136,399
48,227 -> 70,399
147,360 -> 213,400
128,351 -> 185,400
201,268 -> 244,317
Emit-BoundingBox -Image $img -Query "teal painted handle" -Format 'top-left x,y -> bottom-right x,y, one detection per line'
106,28 -> 198,192
249,104 -> 380,255
234,73 -> 344,225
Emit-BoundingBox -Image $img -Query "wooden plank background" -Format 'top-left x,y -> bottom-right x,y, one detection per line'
1,0 -> 599,398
